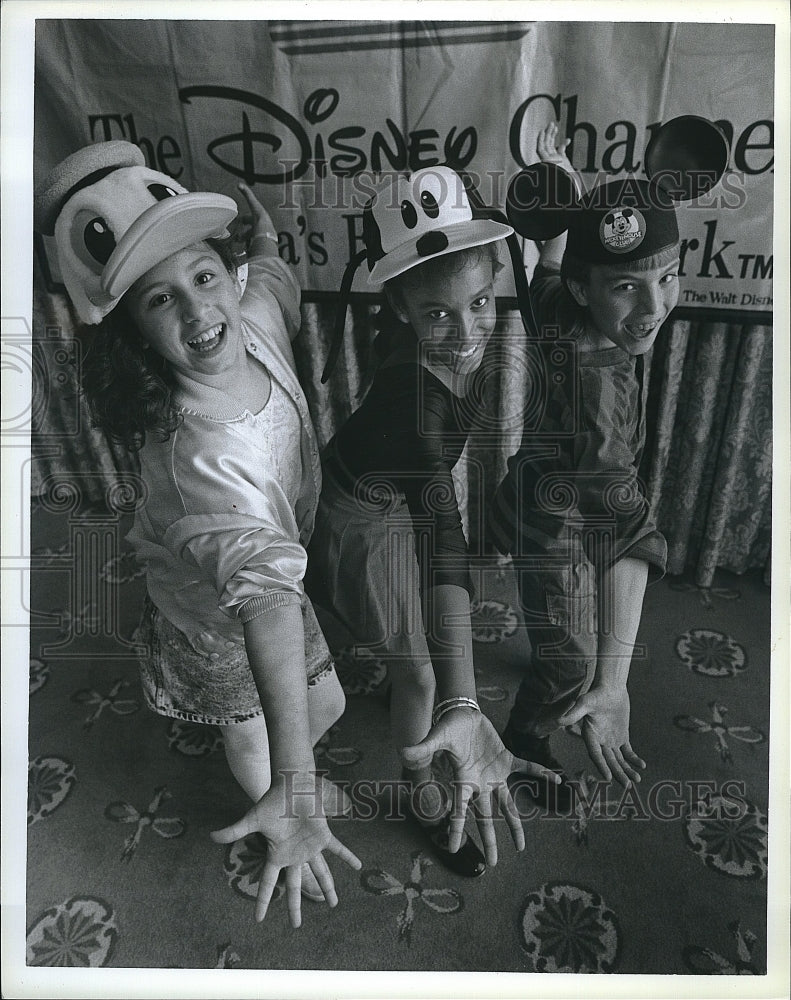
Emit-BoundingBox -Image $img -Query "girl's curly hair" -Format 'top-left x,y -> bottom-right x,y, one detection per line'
80,238 -> 238,452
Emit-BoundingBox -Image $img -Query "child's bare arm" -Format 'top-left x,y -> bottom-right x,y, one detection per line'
401,583 -> 559,865
237,182 -> 280,257
557,556 -> 649,787
243,603 -> 315,771
211,603 -> 361,928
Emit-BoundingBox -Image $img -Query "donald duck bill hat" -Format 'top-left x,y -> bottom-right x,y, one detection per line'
35,140 -> 238,325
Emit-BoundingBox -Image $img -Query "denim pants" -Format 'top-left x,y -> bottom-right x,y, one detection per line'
507,554 -> 598,739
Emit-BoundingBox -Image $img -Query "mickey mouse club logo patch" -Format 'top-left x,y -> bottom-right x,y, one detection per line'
600,206 -> 646,254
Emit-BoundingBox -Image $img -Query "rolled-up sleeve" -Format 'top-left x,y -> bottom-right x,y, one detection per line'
163,511 -> 306,619
160,440 -> 308,620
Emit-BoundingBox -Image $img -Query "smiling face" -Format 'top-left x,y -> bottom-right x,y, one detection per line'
567,256 -> 680,355
125,243 -> 244,383
388,249 -> 498,381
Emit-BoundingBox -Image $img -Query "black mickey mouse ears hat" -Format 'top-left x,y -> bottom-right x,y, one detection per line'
506,116 -> 730,266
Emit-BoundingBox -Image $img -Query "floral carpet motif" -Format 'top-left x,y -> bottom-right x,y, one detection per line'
29,657 -> 50,695
360,851 -> 464,945
333,646 -> 388,695
517,882 -> 620,973
675,628 -> 748,677
682,920 -> 761,975
673,701 -> 765,763
684,795 -> 768,879
470,598 -> 519,643
104,786 -> 186,863
223,833 -> 285,905
167,720 -> 224,756
21,506 -> 771,974
70,678 -> 140,731
26,897 -> 118,967
28,756 -> 76,825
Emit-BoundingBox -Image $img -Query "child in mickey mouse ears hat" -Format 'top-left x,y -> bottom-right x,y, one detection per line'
490,117 -> 730,809
34,140 -> 362,929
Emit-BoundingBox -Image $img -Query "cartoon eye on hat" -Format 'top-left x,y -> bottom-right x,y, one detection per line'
364,166 -> 512,285
505,115 -> 731,266
321,166 -> 537,383
35,140 -> 238,325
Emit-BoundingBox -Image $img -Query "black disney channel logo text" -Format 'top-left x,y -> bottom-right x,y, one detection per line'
510,93 -> 774,177
87,89 -> 773,281
89,87 -> 477,184
88,84 -> 774,184
184,85 -> 478,181
88,85 -> 773,188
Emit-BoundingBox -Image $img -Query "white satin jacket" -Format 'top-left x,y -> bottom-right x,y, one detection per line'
127,253 -> 322,652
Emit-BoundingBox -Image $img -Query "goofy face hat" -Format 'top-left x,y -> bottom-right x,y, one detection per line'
362,166 -> 512,284
322,165 -> 536,382
35,140 -> 238,325
505,115 -> 730,270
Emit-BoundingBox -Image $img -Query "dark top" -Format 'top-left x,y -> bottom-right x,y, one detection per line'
490,265 -> 667,573
327,356 -> 476,596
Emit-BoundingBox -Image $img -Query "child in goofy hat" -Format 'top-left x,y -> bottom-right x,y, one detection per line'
490,118 -> 730,808
308,165 -> 559,876
35,140 -> 361,928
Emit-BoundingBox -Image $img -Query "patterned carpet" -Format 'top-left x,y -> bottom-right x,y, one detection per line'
23,496 -> 771,978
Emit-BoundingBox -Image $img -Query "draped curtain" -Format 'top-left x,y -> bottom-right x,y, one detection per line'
31,255 -> 772,589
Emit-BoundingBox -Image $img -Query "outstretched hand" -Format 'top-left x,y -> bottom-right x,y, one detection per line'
537,121 -> 583,195
557,686 -> 646,788
400,709 -> 560,866
210,773 -> 361,929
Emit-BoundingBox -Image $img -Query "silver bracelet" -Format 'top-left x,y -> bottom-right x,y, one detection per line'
252,231 -> 278,245
432,696 -> 481,726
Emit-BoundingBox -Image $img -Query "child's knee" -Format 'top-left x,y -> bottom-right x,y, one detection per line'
223,714 -> 268,757
310,668 -> 347,732
221,716 -> 272,799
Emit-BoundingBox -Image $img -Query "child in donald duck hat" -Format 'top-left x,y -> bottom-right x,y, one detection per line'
35,140 -> 361,929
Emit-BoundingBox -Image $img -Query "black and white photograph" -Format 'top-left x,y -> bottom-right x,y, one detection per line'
2,2 -> 789,997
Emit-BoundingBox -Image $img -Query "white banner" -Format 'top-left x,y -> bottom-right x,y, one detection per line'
34,19 -> 775,317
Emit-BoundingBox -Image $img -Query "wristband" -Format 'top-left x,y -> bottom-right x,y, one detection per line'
249,231 -> 279,248
432,696 -> 481,726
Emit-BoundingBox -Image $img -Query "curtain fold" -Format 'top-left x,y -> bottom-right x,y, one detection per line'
31,264 -> 772,586
643,320 -> 772,586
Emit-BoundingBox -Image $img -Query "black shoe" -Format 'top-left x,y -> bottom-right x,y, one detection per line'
502,725 -> 573,813
418,815 -> 487,878
402,788 -> 486,878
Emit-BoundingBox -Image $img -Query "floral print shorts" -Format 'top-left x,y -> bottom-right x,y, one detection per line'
133,593 -> 336,726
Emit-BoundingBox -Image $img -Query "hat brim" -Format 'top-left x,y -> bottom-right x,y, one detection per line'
367,219 -> 513,286
102,193 -> 239,298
